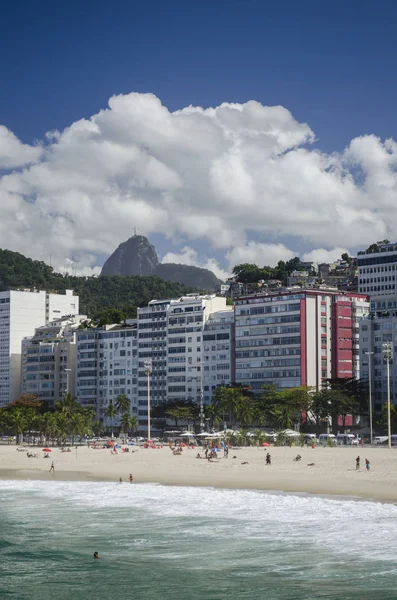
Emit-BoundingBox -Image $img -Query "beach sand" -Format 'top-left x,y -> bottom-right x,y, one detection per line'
1,444 -> 397,501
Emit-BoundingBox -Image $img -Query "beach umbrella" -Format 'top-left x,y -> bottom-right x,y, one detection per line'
178,443 -> 186,447
42,448 -> 51,452
262,442 -> 270,447
180,432 -> 195,437
195,432 -> 210,437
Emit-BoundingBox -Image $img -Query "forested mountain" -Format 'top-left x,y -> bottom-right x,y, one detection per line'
100,234 -> 222,287
0,249 -> 193,317
153,263 -> 221,288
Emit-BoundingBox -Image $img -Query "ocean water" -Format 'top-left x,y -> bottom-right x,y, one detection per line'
1,482 -> 397,600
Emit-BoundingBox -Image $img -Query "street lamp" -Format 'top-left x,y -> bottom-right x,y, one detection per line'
64,368 -> 72,397
365,352 -> 374,444
144,359 -> 152,441
382,343 -> 393,449
199,365 -> 204,432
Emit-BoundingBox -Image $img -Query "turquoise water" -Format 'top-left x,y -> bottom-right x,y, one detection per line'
1,481 -> 397,599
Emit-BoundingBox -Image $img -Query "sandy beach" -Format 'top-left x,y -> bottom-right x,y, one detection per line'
1,444 -> 397,502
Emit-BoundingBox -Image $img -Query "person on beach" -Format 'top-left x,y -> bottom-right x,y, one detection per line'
266,453 -> 271,465
119,477 -> 123,483
49,461 -> 55,473
365,459 -> 370,471
356,456 -> 360,470
129,474 -> 133,483
93,552 -> 101,559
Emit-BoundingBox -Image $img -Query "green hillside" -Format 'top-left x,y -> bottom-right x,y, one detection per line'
0,249 -> 193,317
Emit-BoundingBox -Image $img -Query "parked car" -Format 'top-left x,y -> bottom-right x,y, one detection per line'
373,436 -> 388,445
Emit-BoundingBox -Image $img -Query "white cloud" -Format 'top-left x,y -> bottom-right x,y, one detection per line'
162,246 -> 230,281
301,247 -> 351,264
0,92 -> 397,274
0,126 -> 42,168
227,242 -> 296,269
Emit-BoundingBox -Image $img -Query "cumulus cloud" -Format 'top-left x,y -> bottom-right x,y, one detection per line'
226,242 -> 296,269
0,92 -> 397,277
301,247 -> 351,264
162,247 -> 230,281
0,126 -> 42,168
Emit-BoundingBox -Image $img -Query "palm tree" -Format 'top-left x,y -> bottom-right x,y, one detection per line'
115,394 -> 131,415
10,408 -> 28,444
104,404 -> 118,438
43,413 -> 60,446
92,420 -> 104,437
120,413 -> 138,436
204,404 -> 222,430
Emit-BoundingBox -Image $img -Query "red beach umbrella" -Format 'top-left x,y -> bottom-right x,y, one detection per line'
262,442 -> 270,447
42,448 -> 51,452
178,443 -> 186,447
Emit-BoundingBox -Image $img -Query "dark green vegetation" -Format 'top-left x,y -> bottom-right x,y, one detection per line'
152,378 -> 368,435
232,256 -> 315,285
0,393 -> 137,443
0,249 -> 193,317
153,263 -> 221,288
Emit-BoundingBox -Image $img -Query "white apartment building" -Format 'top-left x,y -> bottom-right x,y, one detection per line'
21,315 -> 86,403
136,295 -> 229,429
358,243 -> 397,297
166,295 -> 228,405
234,289 -> 369,392
137,299 -> 171,425
76,322 -> 138,421
0,289 -> 79,407
202,309 -> 234,404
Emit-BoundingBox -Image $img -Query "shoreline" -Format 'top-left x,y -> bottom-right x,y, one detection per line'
1,445 -> 397,503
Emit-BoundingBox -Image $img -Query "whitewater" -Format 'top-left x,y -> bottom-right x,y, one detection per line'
1,480 -> 397,599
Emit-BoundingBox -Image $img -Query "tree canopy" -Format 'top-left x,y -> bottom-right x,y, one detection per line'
0,248 -> 193,317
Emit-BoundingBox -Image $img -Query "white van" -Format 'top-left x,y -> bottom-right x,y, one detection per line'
336,433 -> 358,446
318,434 -> 336,445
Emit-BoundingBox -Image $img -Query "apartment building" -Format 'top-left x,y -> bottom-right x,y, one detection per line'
136,295 -> 230,428
234,289 -> 369,392
202,309 -> 234,404
76,321 -> 138,421
21,315 -> 86,402
0,289 -> 79,407
166,295 -> 229,406
137,299 -> 171,425
358,242 -> 397,297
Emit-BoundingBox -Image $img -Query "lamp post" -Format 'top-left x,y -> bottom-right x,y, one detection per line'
382,343 -> 393,449
144,359 -> 152,441
365,351 -> 374,445
199,364 -> 204,432
64,368 -> 72,397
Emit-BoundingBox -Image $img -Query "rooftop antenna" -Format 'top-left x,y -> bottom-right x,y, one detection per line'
134,227 -> 137,236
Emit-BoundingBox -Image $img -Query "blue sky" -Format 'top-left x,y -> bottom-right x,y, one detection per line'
1,0 -> 397,276
3,0 -> 397,151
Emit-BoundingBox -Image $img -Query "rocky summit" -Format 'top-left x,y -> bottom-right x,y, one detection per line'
100,235 -> 222,289
101,235 -> 159,277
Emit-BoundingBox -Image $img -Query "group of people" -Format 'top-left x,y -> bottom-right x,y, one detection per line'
118,474 -> 134,483
356,456 -> 371,471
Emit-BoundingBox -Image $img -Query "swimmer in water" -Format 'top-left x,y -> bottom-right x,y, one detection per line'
93,552 -> 101,559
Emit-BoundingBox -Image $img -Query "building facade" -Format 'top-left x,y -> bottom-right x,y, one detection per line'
202,309 -> 234,404
234,289 -> 369,392
136,295 -> 231,429
75,322 -> 138,422
358,243 -> 397,297
21,315 -> 86,402
0,289 -> 79,407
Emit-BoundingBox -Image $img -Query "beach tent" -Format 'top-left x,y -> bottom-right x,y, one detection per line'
179,432 -> 196,437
